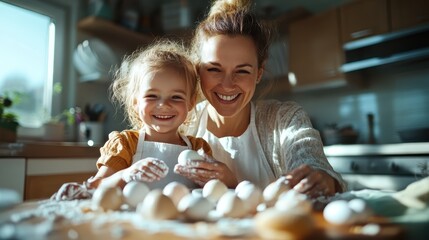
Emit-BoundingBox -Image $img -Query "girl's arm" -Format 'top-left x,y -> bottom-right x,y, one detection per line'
89,158 -> 169,189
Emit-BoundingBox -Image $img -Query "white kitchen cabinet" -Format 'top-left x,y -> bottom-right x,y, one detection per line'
25,158 -> 98,200
0,158 -> 26,201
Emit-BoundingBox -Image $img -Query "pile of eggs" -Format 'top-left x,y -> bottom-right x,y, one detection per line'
90,150 -> 374,239
91,175 -> 314,222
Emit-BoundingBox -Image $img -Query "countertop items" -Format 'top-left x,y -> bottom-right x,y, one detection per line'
0,141 -> 100,158
324,142 -> 429,156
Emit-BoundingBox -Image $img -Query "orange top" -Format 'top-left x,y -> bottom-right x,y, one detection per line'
96,130 -> 213,171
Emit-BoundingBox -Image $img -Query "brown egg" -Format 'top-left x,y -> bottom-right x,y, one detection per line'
137,189 -> 178,220
254,208 -> 315,240
92,186 -> 123,211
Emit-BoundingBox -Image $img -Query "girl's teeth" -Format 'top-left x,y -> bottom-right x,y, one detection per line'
156,115 -> 173,119
217,93 -> 238,101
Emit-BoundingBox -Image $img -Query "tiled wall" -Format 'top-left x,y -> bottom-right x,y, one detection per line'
273,60 -> 429,144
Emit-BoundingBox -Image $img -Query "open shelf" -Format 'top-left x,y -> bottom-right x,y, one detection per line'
77,16 -> 154,53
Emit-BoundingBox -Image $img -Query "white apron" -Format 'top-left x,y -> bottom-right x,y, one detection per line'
196,102 -> 276,189
132,130 -> 198,189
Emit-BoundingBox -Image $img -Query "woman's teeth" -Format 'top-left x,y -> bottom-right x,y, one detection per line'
155,115 -> 174,119
217,93 -> 239,101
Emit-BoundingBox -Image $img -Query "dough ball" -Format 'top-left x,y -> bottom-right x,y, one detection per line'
255,208 -> 315,240
92,186 -> 123,211
122,181 -> 150,208
137,189 -> 178,220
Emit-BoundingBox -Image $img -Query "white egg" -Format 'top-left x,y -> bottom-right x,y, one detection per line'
178,149 -> 204,166
92,186 -> 123,211
137,189 -> 178,220
122,181 -> 150,208
177,194 -> 214,221
203,179 -> 228,203
236,183 -> 262,214
162,181 -> 190,207
275,189 -> 312,213
235,180 -> 253,193
216,191 -> 247,218
348,198 -> 372,221
263,181 -> 290,207
323,200 -> 356,225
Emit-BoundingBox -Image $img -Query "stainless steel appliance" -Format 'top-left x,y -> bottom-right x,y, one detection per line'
324,143 -> 429,191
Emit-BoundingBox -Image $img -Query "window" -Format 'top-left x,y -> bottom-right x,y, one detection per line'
0,0 -> 65,128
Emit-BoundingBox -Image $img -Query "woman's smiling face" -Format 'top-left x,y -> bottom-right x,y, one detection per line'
198,35 -> 262,117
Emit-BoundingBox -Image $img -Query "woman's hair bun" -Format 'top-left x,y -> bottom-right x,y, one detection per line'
209,0 -> 251,16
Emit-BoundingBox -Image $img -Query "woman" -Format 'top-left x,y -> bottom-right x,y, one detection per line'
175,0 -> 346,198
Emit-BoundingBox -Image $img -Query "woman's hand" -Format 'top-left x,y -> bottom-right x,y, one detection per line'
122,157 -> 169,183
283,164 -> 337,198
174,154 -> 237,188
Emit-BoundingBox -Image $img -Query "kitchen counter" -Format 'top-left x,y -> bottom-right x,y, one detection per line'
324,142 -> 429,156
0,141 -> 101,158
0,198 -> 405,240
324,143 -> 429,191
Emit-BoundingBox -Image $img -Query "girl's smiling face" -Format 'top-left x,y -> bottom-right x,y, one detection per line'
135,67 -> 190,141
198,35 -> 263,118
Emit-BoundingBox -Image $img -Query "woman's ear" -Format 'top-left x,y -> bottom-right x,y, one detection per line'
256,65 -> 264,84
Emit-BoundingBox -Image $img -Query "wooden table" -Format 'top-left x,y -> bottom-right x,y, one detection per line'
0,199 -> 404,240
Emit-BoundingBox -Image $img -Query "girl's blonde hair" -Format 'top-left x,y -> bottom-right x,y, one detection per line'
110,39 -> 199,129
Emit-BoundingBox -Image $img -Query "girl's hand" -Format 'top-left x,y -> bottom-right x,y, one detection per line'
122,157 -> 169,183
50,182 -> 93,201
174,154 -> 237,188
283,164 -> 337,198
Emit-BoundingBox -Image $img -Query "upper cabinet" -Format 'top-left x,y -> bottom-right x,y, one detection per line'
390,0 -> 429,31
288,9 -> 345,90
339,0 -> 389,43
77,16 -> 154,54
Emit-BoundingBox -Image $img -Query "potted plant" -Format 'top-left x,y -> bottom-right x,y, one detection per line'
42,83 -> 81,141
0,94 -> 20,142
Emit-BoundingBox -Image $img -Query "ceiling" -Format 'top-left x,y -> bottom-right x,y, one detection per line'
252,0 -> 353,17
138,0 -> 353,19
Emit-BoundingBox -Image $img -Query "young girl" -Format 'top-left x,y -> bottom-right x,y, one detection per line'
53,40 -> 212,200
